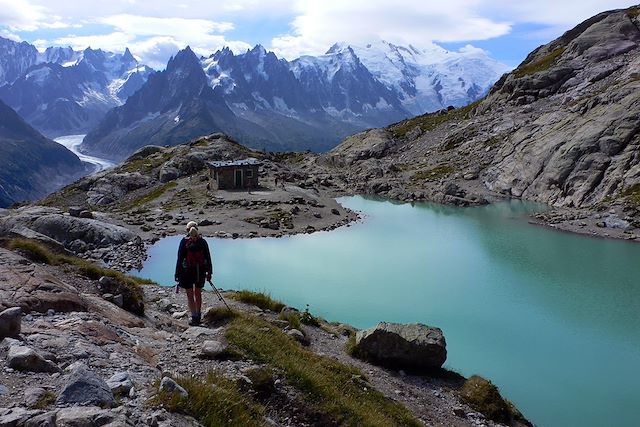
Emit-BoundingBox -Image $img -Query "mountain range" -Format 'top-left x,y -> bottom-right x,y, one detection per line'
0,38 -> 154,137
82,41 -> 508,160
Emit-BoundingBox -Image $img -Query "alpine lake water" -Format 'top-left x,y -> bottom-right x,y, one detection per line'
136,196 -> 640,427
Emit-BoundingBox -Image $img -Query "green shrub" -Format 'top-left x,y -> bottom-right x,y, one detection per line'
230,290 -> 286,312
153,371 -> 266,427
203,306 -> 237,324
300,304 -> 321,327
226,315 -> 420,426
621,183 -> 640,205
460,375 -> 511,423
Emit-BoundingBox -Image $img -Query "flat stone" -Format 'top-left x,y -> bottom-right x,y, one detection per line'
24,410 -> 56,427
55,406 -> 113,427
0,408 -> 41,426
181,326 -> 219,340
199,340 -> 228,359
7,346 -> 60,373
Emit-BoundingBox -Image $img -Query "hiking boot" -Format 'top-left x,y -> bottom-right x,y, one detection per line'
188,317 -> 200,326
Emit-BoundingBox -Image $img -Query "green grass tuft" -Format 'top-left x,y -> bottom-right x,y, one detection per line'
627,6 -> 640,18
410,165 -> 455,183
230,290 -> 286,313
31,390 -> 56,410
226,314 -> 420,426
513,47 -> 565,78
153,371 -> 267,427
278,311 -> 302,330
460,375 -> 512,423
3,238 -> 151,315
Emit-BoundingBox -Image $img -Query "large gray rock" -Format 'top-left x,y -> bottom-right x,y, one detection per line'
199,340 -> 228,359
24,411 -> 56,427
7,346 -> 60,373
0,307 -> 22,338
56,365 -> 115,407
86,172 -> 153,206
354,322 -> 447,370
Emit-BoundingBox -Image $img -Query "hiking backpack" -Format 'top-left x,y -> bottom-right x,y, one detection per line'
184,237 -> 206,269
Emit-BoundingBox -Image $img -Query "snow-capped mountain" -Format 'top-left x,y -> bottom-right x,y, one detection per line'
84,41 -> 508,159
0,37 -> 154,137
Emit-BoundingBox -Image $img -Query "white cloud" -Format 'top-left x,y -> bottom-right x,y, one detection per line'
2,0 -> 638,66
0,0 -> 65,31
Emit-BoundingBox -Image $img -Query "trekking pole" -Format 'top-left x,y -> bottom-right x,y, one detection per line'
208,279 -> 232,312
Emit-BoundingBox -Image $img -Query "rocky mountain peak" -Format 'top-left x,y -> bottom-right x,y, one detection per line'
122,47 -> 136,64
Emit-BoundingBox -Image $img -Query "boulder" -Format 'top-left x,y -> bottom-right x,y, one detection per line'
354,322 -> 447,370
7,346 -> 60,373
127,145 -> 165,161
24,411 -> 56,427
106,372 -> 134,396
159,377 -> 188,398
24,387 -> 48,408
56,365 -> 115,407
199,340 -> 228,359
0,307 -> 22,338
287,329 -> 309,346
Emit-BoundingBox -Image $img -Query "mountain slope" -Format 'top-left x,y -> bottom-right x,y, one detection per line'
0,99 -> 88,207
0,38 -> 153,137
320,6 -> 640,231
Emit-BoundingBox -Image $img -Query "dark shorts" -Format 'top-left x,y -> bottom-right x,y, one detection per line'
178,269 -> 206,289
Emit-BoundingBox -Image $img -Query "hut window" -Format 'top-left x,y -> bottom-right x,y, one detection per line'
246,169 -> 253,178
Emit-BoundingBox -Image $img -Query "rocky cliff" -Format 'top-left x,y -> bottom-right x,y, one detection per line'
316,6 -> 640,239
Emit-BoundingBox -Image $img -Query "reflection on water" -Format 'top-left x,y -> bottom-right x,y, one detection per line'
137,196 -> 640,427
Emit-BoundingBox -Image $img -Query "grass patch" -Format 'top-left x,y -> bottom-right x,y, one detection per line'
32,390 -> 56,410
230,290 -> 286,313
118,152 -> 172,174
226,314 -> 420,426
390,100 -> 482,139
203,306 -> 238,324
121,181 -> 177,209
627,6 -> 640,18
460,375 -> 514,424
410,165 -> 455,183
3,238 -> 152,315
153,371 -> 266,427
621,183 -> 640,205
278,311 -> 301,330
513,47 -> 565,78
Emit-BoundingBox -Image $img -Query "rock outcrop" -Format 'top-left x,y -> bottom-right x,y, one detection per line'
354,322 -> 447,371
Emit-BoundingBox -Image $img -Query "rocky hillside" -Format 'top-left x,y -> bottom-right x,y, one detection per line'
0,100 -> 89,208
314,6 -> 640,239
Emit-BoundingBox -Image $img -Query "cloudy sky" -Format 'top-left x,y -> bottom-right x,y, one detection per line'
0,0 -> 637,69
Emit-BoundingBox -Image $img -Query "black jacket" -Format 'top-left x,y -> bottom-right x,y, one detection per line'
175,236 -> 212,280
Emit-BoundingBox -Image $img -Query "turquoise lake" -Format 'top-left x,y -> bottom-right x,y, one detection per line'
136,196 -> 640,427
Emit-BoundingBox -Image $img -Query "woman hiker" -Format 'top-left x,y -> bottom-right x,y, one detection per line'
175,221 -> 213,326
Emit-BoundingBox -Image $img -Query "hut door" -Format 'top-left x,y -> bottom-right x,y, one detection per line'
234,169 -> 243,188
